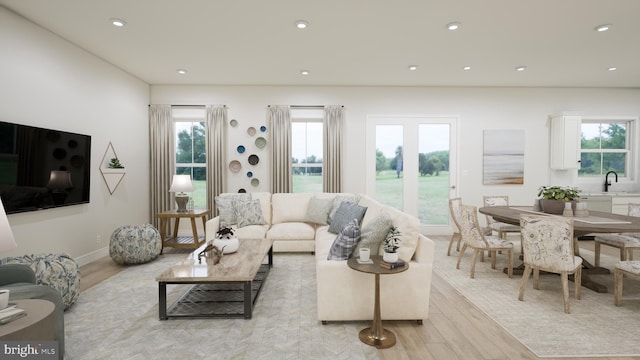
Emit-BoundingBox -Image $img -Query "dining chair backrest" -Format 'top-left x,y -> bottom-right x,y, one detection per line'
449,198 -> 462,232
628,203 -> 640,217
520,215 -> 576,272
483,195 -> 510,225
458,205 -> 488,248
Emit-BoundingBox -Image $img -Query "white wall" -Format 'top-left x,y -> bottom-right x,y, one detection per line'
151,85 -> 640,222
0,7 -> 150,264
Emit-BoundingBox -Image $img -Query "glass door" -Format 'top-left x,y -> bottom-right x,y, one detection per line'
366,116 -> 457,234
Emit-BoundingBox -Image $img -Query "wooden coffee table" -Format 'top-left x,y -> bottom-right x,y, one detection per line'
347,255 -> 409,349
156,238 -> 273,320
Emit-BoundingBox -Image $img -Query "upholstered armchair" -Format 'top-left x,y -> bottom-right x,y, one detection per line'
518,215 -> 582,314
594,203 -> 640,266
456,205 -> 513,278
0,263 -> 65,359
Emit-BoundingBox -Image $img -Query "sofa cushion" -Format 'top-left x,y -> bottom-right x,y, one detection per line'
328,202 -> 368,234
272,193 -> 313,224
327,219 -> 361,260
354,212 -> 392,255
236,199 -> 266,228
328,194 -> 361,224
267,222 -> 316,240
215,194 -> 250,227
304,196 -> 334,225
234,224 -> 269,239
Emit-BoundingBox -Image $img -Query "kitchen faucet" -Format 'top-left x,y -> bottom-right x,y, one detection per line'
604,171 -> 618,192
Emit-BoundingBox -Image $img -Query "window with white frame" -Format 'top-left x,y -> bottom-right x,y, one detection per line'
579,119 -> 633,178
291,109 -> 323,193
174,108 -> 206,208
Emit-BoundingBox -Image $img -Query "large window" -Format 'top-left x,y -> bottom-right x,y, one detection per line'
174,114 -> 206,208
579,120 -> 632,178
292,110 -> 323,193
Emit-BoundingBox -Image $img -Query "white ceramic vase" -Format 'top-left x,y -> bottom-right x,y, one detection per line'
212,237 -> 239,254
383,251 -> 398,263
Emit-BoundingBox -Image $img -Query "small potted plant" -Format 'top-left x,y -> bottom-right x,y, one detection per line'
108,157 -> 124,169
382,226 -> 401,263
537,185 -> 582,214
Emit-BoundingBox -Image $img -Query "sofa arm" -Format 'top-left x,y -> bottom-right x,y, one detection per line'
205,216 -> 220,241
0,264 -> 37,286
413,234 -> 435,264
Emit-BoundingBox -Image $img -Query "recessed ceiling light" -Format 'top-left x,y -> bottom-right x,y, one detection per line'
110,18 -> 126,27
300,70 -> 310,75
463,66 -> 471,70
295,20 -> 309,29
608,67 -> 617,71
446,22 -> 461,31
408,65 -> 418,71
594,24 -> 611,32
515,66 -> 527,72
177,69 -> 188,75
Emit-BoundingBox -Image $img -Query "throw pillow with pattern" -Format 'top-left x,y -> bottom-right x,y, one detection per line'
328,194 -> 360,224
303,196 -> 333,225
328,202 -> 368,234
354,212 -> 393,255
327,219 -> 361,260
215,194 -> 250,227
236,199 -> 266,228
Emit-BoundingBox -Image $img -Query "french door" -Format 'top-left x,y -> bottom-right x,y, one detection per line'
365,116 -> 457,234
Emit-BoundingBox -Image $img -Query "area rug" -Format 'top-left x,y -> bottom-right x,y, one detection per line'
433,237 -> 640,358
63,251 -> 378,360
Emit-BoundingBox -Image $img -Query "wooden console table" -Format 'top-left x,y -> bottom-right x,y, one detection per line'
157,209 -> 210,254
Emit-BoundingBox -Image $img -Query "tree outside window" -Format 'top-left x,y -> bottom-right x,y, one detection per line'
175,121 -> 206,208
579,121 -> 629,177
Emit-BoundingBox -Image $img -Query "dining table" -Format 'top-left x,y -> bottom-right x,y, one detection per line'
478,206 -> 640,293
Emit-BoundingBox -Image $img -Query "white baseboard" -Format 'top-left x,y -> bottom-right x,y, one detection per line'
75,247 -> 109,267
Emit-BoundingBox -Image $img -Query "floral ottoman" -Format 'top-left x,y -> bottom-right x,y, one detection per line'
0,253 -> 80,310
109,224 -> 161,265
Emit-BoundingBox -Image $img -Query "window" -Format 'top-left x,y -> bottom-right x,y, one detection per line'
174,108 -> 206,208
579,119 -> 632,178
291,110 -> 323,193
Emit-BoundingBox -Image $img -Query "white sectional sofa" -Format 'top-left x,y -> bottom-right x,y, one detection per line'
205,192 -> 435,323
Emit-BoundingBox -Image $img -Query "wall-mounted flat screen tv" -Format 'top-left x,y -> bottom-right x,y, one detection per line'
0,121 -> 91,214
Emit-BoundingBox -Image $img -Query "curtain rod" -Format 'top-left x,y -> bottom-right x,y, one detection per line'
268,105 -> 344,108
147,105 -> 226,107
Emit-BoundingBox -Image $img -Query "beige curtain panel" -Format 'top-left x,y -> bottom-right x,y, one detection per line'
149,104 -> 175,229
206,105 -> 227,217
268,105 -> 292,193
323,105 -> 344,193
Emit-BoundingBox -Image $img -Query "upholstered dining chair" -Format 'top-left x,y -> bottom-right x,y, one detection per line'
594,203 -> 640,267
483,195 -> 521,240
519,215 -> 582,314
448,198 -> 492,256
614,260 -> 640,306
456,205 -> 514,278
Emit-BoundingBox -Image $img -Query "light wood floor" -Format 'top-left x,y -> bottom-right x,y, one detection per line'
79,238 -> 639,360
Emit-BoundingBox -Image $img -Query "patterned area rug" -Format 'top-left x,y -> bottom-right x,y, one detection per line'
64,251 -> 378,360
434,237 -> 640,358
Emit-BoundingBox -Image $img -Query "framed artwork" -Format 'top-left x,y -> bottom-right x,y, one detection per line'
483,130 -> 524,185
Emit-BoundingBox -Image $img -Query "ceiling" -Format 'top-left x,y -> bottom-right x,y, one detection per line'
2,0 -> 639,88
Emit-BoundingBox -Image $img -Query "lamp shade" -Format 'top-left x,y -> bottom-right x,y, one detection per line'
169,175 -> 194,193
47,170 -> 73,189
0,198 -> 17,253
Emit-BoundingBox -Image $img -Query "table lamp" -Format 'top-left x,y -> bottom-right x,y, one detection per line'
169,174 -> 194,212
0,198 -> 18,253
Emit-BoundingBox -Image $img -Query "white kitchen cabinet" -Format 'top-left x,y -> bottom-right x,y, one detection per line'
611,196 -> 640,215
549,114 -> 581,170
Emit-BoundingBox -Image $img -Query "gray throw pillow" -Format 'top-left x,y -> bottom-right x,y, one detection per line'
236,199 -> 266,228
215,194 -> 251,227
303,197 -> 333,225
354,212 -> 393,255
328,194 -> 360,224
327,219 -> 361,260
328,202 -> 368,234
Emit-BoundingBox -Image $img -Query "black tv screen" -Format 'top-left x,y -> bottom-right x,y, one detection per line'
0,121 -> 91,214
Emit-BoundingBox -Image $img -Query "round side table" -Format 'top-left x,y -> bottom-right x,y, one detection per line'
0,299 -> 55,341
347,255 -> 409,349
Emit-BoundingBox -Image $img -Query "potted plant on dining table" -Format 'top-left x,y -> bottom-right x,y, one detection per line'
537,185 -> 582,214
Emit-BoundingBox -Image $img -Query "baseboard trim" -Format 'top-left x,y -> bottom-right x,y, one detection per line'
75,247 -> 109,266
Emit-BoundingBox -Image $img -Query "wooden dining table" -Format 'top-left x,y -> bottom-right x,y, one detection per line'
478,206 -> 640,293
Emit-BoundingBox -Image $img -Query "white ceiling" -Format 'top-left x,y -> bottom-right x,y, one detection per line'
2,0 -> 639,88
